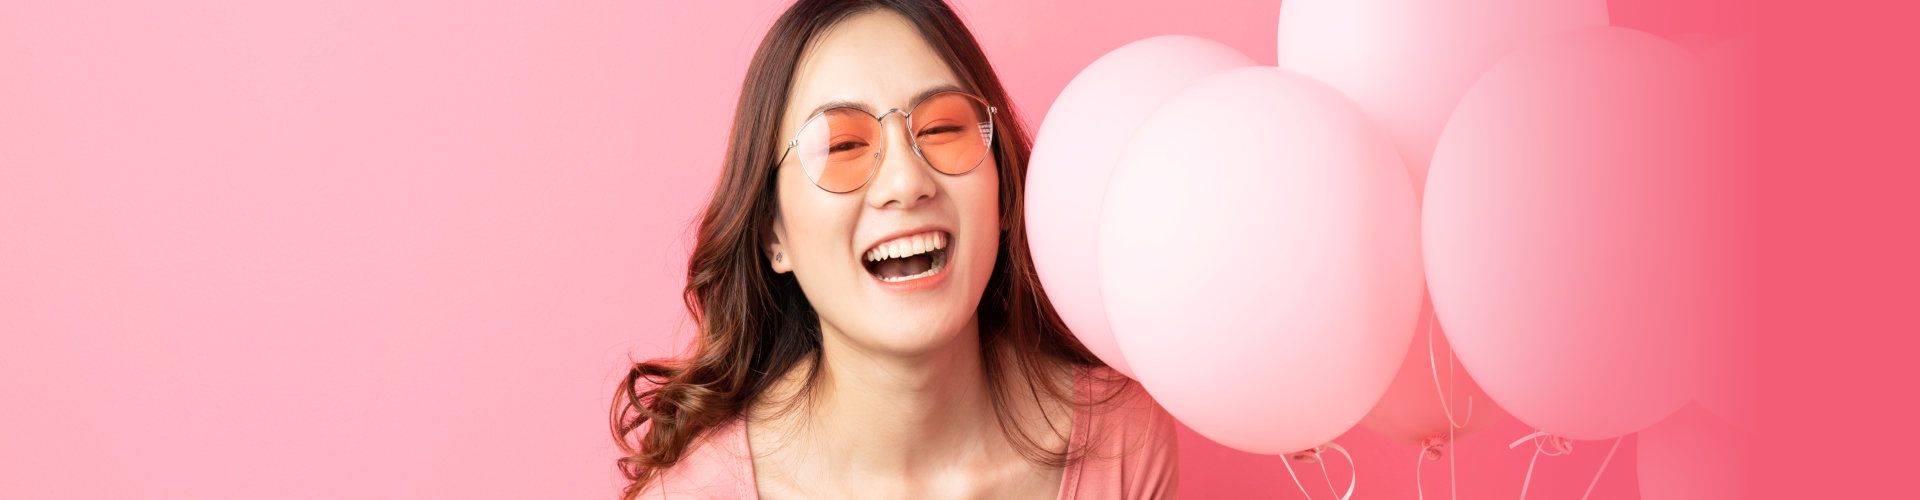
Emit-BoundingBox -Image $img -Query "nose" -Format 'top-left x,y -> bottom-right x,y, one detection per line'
865,110 -> 937,210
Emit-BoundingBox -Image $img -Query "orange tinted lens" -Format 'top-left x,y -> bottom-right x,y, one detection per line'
795,108 -> 882,192
910,93 -> 992,174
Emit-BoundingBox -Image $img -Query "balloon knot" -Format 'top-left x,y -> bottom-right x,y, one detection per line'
1507,430 -> 1574,456
1288,444 -> 1328,463
1542,435 -> 1573,455
1419,435 -> 1448,461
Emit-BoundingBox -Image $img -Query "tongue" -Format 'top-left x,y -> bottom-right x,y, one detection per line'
874,254 -> 933,279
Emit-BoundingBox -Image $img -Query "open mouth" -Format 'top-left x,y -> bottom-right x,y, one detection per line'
862,231 -> 951,283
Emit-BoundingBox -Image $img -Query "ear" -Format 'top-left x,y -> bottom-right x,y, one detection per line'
766,211 -> 793,274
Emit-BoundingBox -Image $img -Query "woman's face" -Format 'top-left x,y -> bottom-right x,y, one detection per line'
767,9 -> 1001,358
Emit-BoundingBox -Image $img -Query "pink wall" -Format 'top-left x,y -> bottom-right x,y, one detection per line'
1,1 -> 1786,498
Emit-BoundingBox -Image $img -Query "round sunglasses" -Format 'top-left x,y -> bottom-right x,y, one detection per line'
776,90 -> 998,193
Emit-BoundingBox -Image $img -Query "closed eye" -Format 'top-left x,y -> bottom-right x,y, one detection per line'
917,125 -> 962,137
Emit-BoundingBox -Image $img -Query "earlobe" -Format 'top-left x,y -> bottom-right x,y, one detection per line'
767,216 -> 793,274
767,241 -> 793,274
769,247 -> 791,274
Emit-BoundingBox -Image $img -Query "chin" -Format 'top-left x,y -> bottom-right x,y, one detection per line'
847,309 -> 978,357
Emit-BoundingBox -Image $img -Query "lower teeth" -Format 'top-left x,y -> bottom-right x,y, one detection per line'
878,249 -> 947,283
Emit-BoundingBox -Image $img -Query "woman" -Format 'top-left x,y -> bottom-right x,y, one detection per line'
611,1 -> 1179,498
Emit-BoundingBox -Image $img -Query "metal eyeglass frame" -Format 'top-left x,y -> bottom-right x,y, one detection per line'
774,90 -> 998,194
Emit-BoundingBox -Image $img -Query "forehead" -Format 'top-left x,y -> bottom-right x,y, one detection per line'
784,10 -> 966,127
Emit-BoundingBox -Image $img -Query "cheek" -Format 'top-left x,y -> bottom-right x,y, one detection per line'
958,160 -> 1002,254
973,159 -> 1001,222
778,170 -> 859,266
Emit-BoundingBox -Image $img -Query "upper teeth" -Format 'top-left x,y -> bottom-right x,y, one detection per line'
866,231 -> 947,262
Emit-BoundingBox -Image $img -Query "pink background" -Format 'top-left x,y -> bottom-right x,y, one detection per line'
4,0 -> 1903,499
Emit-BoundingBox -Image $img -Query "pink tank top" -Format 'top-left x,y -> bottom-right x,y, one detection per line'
635,364 -> 1180,499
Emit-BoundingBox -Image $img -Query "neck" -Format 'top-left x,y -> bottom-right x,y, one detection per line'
806,316 -> 1003,479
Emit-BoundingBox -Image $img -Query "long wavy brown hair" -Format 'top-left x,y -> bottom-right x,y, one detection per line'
610,1 -> 1125,497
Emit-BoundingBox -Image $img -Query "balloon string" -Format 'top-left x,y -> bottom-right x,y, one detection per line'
1517,438 -> 1544,500
1507,431 -> 1544,450
1415,437 -> 1451,500
1282,452 -> 1315,499
1506,430 -> 1571,455
1441,312 -> 1461,500
1324,443 -> 1357,500
1578,437 -> 1624,500
1420,425 -> 1459,500
1318,458 -> 1338,498
1415,445 -> 1431,500
1506,431 -> 1577,500
1415,310 -> 1467,500
1426,312 -> 1476,429
1448,423 -> 1458,500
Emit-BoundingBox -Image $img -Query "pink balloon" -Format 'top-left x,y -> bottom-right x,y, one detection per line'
1099,67 -> 1423,455
1358,294 -> 1506,448
1027,36 -> 1254,378
1276,0 -> 1607,195
1425,27 -> 1739,440
1637,402 -> 1751,500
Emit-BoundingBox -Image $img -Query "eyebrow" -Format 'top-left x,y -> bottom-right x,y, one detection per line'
804,84 -> 968,119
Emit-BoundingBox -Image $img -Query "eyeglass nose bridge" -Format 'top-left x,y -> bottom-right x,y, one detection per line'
871,107 -> 921,157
